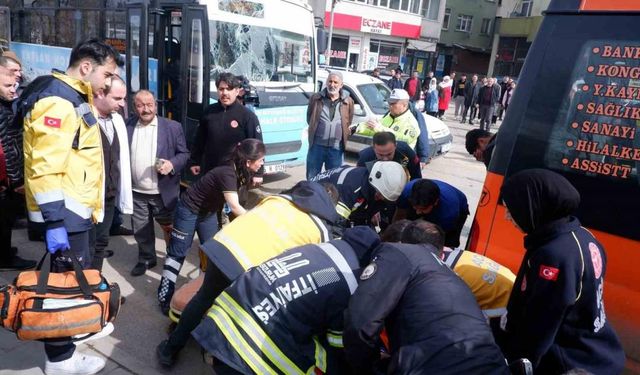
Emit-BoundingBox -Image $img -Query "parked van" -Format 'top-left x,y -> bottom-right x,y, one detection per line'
469,1 -> 640,370
317,69 -> 452,158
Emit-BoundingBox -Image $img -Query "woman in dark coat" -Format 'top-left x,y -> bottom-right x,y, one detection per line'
500,169 -> 625,375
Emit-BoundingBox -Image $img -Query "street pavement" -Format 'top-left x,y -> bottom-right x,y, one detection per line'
0,113 -> 489,375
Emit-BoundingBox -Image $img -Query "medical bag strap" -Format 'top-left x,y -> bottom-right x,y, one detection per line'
35,250 -> 93,298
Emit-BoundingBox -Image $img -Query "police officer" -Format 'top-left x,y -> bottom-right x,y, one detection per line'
501,169 -> 625,374
355,89 -> 421,149
157,181 -> 342,367
311,161 -> 408,227
344,220 -> 509,374
357,131 -> 421,181
18,38 -> 121,375
191,226 -> 380,375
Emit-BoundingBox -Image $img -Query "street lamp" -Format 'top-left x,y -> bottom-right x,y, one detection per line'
326,0 -> 339,66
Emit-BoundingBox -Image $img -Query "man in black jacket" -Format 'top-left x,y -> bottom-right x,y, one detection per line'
344,220 -> 509,374
191,73 -> 262,176
461,74 -> 478,123
0,59 -> 35,270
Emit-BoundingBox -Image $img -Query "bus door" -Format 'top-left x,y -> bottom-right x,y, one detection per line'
176,5 -> 210,151
126,3 -> 209,151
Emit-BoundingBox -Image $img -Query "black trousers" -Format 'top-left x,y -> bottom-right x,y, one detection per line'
0,189 -> 18,263
165,261 -> 231,353
89,196 -> 116,271
44,230 -> 91,362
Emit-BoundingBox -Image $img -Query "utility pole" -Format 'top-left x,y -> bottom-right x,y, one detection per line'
326,0 -> 338,66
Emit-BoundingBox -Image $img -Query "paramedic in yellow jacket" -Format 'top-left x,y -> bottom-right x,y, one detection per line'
355,88 -> 420,149
156,181 -> 343,367
384,220 -> 515,318
17,38 -> 122,375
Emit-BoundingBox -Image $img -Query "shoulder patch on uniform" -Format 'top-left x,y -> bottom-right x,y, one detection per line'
256,125 -> 262,133
360,262 -> 377,280
44,116 -> 61,128
539,264 -> 559,281
589,242 -> 603,279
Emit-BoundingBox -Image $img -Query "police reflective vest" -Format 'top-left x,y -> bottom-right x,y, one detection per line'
201,186 -> 338,281
442,249 -> 515,318
193,239 -> 362,375
19,71 -> 104,231
311,166 -> 377,225
355,109 -> 420,149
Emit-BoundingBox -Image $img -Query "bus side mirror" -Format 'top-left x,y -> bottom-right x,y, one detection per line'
316,28 -> 328,55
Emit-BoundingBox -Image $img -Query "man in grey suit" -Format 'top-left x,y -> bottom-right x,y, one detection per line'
126,90 -> 189,276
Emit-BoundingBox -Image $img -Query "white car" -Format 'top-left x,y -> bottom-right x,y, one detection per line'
317,69 -> 452,159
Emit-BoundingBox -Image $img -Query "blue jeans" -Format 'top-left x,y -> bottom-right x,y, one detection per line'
158,200 -> 219,306
306,143 -> 344,180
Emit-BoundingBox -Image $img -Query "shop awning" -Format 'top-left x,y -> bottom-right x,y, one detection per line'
407,39 -> 437,52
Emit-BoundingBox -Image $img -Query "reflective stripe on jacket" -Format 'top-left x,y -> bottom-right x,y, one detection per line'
20,71 -> 104,231
202,195 -> 334,281
355,109 -> 420,149
193,240 -> 361,374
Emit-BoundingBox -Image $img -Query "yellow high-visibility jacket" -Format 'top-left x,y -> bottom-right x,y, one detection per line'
201,182 -> 340,281
21,71 -> 104,231
355,109 -> 420,149
442,249 -> 516,318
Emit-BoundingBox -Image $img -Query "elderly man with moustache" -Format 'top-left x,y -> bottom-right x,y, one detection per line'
126,90 -> 189,277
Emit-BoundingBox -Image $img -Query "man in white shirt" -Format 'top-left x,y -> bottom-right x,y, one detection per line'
126,90 -> 189,276
91,76 -> 133,271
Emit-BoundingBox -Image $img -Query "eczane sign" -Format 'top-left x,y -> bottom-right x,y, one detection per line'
361,18 -> 392,35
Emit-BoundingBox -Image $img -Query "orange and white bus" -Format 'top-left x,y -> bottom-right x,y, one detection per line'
469,0 -> 640,371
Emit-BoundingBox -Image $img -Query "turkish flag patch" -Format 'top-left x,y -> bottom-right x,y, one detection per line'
539,265 -> 560,281
44,116 -> 62,128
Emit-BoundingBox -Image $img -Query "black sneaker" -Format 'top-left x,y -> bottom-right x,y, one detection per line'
131,260 -> 157,277
0,255 -> 37,271
156,340 -> 178,368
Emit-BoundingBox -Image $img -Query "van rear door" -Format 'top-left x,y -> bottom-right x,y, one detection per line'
470,1 -> 640,370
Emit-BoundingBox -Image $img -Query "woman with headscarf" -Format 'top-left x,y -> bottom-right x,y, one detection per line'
425,77 -> 439,117
437,75 -> 452,119
500,169 -> 624,375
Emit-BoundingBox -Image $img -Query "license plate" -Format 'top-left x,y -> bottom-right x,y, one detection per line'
264,163 -> 286,174
441,142 -> 452,153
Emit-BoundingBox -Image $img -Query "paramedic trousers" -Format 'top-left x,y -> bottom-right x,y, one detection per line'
44,231 -> 91,362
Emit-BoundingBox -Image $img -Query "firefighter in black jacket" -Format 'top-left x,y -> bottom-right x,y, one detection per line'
344,221 -> 509,375
191,226 -> 381,375
311,161 -> 408,226
501,169 -> 625,375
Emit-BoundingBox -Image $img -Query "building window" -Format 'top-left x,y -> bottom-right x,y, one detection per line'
456,14 -> 473,32
442,8 -> 451,30
521,0 -> 533,17
389,0 -> 400,10
420,0 -> 440,20
480,18 -> 492,35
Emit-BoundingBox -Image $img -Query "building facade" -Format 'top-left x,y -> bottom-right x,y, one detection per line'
488,0 -> 551,79
434,0 -> 500,78
309,0 -> 445,79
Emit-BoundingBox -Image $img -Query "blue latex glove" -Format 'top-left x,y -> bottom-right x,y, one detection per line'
46,227 -> 70,254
